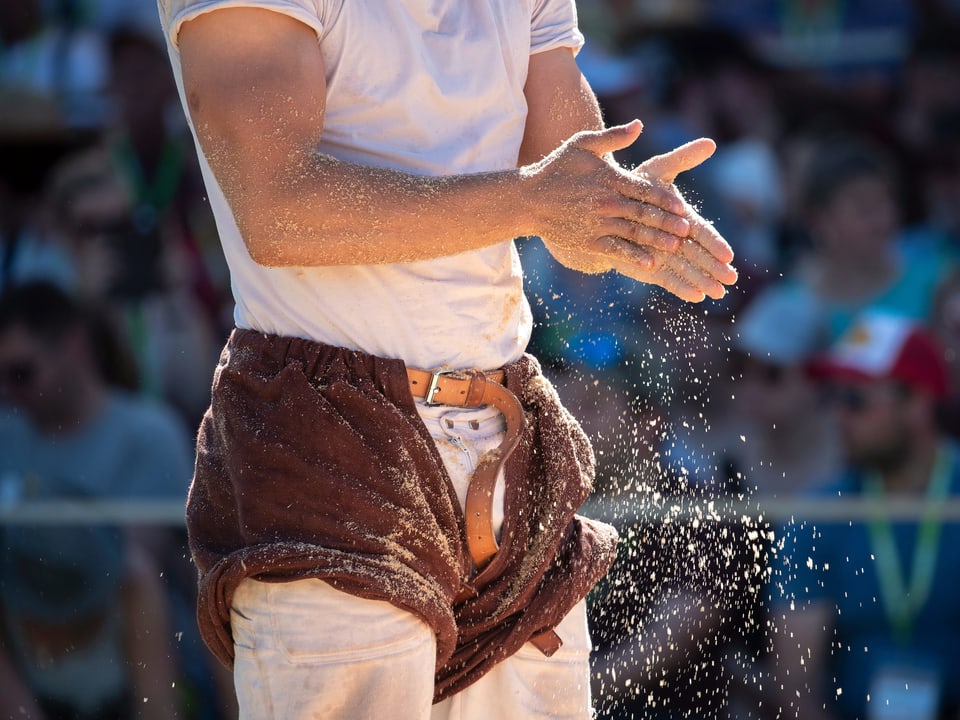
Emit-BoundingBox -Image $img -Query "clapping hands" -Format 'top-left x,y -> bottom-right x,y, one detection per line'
535,121 -> 737,303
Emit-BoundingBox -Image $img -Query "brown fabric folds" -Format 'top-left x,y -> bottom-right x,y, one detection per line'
187,328 -> 619,702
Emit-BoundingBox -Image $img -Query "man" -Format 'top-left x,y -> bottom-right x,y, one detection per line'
156,2 -> 738,718
771,312 -> 960,720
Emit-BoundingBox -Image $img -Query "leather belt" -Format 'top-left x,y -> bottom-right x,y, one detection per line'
407,367 -> 526,571
407,366 -> 563,657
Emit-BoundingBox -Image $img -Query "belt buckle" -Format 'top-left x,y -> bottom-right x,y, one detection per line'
424,368 -> 459,406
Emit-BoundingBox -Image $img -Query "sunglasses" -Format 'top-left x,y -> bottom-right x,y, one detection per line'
824,385 -> 869,412
823,382 -> 908,412
740,358 -> 787,385
0,361 -> 36,389
69,216 -> 132,241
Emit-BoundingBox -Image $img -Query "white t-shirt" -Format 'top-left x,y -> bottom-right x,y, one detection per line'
158,0 -> 584,371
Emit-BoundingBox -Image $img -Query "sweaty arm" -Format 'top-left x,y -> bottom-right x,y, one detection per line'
177,8 -> 689,268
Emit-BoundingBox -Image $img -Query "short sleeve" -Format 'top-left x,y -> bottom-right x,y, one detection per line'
158,0 -> 326,49
530,0 -> 585,56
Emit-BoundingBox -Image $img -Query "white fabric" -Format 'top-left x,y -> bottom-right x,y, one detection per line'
417,401 -> 509,541
231,580 -> 592,720
830,312 -> 914,376
156,0 -> 584,371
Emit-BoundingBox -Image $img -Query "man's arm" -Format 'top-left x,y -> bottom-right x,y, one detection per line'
176,9 -> 690,269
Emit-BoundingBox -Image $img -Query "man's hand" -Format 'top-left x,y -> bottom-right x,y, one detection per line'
634,139 -> 737,301
526,121 -> 691,269
531,124 -> 736,303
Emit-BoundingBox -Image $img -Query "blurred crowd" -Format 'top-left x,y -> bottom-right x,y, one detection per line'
0,2 -> 233,719
1,0 -> 960,719
524,2 -> 960,719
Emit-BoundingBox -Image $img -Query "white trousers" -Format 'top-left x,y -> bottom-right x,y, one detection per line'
231,403 -> 593,719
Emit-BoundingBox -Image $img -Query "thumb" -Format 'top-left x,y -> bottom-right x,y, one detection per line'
571,119 -> 643,157
639,137 -> 716,184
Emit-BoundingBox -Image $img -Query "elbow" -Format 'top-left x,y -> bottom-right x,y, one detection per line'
245,241 -> 284,267
230,189 -> 309,266
237,214 -> 290,267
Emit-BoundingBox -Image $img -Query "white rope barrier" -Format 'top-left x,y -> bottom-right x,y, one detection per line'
0,500 -> 189,525
583,495 -> 960,525
4,496 -> 960,526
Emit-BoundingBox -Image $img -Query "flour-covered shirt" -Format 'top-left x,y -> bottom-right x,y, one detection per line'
157,0 -> 584,371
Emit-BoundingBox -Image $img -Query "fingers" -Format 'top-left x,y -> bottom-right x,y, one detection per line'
606,189 -> 734,267
638,138 -> 717,184
686,210 -> 736,269
590,235 -> 655,270
555,229 -> 736,303
601,231 -> 735,302
603,216 -> 683,253
608,252 -> 708,303
671,235 -> 737,293
571,120 -> 644,158
614,174 -> 689,218
591,233 -> 728,296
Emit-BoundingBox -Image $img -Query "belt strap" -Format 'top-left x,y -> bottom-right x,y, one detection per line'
407,367 -> 525,570
408,367 -> 563,657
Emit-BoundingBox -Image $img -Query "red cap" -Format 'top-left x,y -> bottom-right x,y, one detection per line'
808,313 -> 950,398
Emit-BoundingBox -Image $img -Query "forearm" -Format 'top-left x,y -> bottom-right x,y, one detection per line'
209,48 -> 600,268
227,149 -> 539,267
219,40 -> 603,266
241,47 -> 605,268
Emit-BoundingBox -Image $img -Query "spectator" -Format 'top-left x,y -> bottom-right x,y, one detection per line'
769,312 -> 960,720
933,269 -> 960,439
0,0 -> 111,130
104,25 -> 230,335
42,145 -> 223,425
0,280 -> 192,719
721,283 -> 844,499
584,296 -> 769,720
760,134 -> 951,345
589,430 -> 768,720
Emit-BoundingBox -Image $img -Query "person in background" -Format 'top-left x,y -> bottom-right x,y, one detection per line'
104,25 -> 230,336
723,283 -> 844,499
932,268 -> 960,440
0,280 -> 192,719
770,312 -> 960,720
42,146 -> 223,426
0,0 -> 110,130
761,135 -> 950,345
588,470 -> 767,720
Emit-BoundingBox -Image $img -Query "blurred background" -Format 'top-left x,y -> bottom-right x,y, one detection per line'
1,1 -> 960,718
